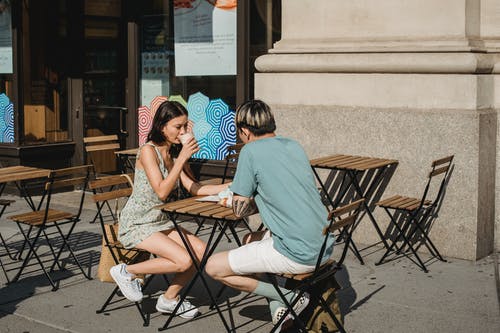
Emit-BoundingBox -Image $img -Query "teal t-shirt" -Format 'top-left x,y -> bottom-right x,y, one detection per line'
230,136 -> 334,266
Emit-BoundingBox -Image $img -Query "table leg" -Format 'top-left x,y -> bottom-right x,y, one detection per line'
347,170 -> 391,250
159,213 -> 234,333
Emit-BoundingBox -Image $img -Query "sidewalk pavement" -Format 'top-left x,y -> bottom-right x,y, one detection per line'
0,190 -> 499,333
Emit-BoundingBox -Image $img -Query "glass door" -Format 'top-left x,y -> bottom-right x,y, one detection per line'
82,0 -> 127,173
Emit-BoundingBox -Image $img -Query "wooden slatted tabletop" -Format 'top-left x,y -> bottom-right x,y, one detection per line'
156,196 -> 240,221
310,154 -> 398,171
0,166 -> 51,184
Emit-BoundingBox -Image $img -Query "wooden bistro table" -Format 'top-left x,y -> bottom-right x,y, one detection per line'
156,196 -> 243,332
0,166 -> 51,266
310,154 -> 398,264
0,166 -> 51,211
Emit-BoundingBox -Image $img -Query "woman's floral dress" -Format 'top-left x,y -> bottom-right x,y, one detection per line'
118,142 -> 174,248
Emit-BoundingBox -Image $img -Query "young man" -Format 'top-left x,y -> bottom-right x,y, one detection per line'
205,100 -> 334,330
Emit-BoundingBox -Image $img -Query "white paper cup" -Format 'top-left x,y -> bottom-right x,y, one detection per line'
179,132 -> 194,145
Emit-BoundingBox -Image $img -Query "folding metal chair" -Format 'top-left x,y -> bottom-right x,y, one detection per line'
7,165 -> 93,291
375,155 -> 454,273
221,143 -> 244,183
0,199 -> 15,282
267,199 -> 365,333
84,135 -> 122,223
90,174 -> 167,327
194,143 -> 244,187
84,134 -> 121,175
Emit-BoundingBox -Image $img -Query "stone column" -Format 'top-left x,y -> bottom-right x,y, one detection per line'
254,0 -> 500,260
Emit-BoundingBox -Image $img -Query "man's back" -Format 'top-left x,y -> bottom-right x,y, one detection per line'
230,136 -> 333,266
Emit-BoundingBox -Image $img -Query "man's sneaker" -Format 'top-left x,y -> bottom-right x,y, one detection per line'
109,263 -> 143,302
272,308 -> 294,332
272,292 -> 310,332
156,295 -> 199,319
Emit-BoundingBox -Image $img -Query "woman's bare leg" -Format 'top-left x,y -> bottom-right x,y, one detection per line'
126,227 -> 206,299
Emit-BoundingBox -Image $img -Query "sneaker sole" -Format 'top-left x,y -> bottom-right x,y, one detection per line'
292,292 -> 310,317
109,267 -> 143,303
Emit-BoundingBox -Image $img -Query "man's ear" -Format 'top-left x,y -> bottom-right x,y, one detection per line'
241,128 -> 250,139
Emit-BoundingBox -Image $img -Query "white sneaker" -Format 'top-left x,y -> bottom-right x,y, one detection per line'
272,292 -> 310,332
109,263 -> 143,302
156,295 -> 199,319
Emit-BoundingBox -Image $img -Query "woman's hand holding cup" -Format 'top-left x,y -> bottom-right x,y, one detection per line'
178,132 -> 199,161
179,132 -> 194,145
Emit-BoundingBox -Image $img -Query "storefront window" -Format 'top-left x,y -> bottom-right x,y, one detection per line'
139,1 -> 237,109
136,0 -> 280,109
22,0 -> 70,144
0,0 -> 14,144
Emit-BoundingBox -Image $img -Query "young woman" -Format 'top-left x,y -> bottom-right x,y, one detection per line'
110,100 -> 229,318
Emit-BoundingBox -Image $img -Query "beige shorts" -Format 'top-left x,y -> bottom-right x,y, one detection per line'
227,231 -> 315,275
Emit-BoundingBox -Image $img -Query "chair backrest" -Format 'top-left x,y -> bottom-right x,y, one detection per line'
89,173 -> 134,260
83,135 -> 121,174
319,198 -> 365,270
89,173 -> 133,219
44,165 -> 93,220
421,155 -> 454,209
222,143 -> 245,183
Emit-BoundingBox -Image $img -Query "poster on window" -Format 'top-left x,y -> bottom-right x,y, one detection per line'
174,0 -> 236,76
0,0 -> 12,73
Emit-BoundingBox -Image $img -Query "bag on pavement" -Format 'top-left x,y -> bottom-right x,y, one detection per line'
292,276 -> 343,333
96,223 -> 149,282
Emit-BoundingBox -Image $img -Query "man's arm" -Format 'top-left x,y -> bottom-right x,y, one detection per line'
232,194 -> 258,218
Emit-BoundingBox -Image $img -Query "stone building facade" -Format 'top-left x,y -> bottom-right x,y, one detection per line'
254,0 -> 500,260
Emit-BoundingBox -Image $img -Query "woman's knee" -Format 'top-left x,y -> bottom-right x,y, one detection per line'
174,253 -> 193,273
193,241 -> 206,261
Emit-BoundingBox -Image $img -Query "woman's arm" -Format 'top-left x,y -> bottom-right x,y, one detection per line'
179,170 -> 230,196
140,139 -> 199,201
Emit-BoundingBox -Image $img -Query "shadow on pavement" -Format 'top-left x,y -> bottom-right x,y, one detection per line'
0,230 -> 101,319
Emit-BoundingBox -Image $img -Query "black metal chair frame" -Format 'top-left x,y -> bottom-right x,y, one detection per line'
376,156 -> 454,273
7,165 -> 94,291
0,199 -> 15,282
84,135 -> 122,224
266,199 -> 365,333
90,174 -> 169,327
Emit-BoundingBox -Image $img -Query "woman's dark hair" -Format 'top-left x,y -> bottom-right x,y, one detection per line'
147,100 -> 188,144
235,99 -> 276,136
146,100 -> 188,159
